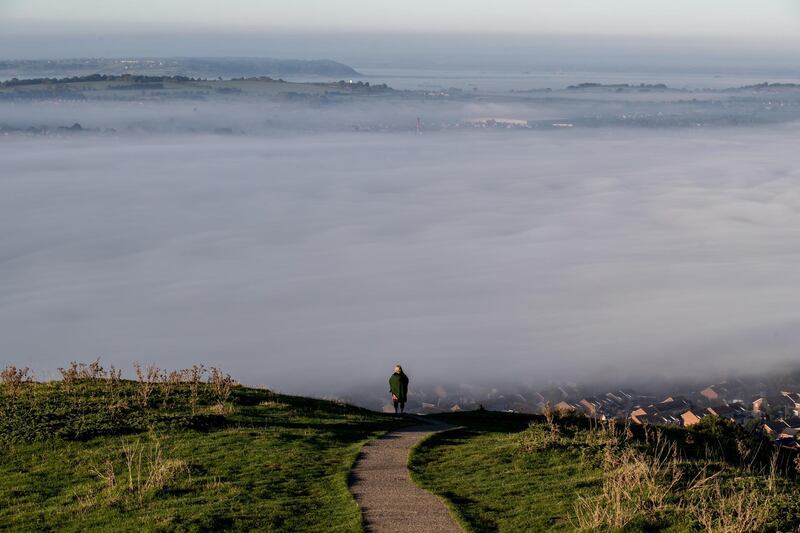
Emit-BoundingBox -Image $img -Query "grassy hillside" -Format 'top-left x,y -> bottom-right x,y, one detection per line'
410,411 -> 800,532
0,363 -> 401,531
410,413 -> 603,532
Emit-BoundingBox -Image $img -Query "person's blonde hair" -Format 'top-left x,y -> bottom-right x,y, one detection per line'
394,365 -> 403,374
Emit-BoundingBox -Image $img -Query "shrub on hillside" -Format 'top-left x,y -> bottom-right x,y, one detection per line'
1,366 -> 32,398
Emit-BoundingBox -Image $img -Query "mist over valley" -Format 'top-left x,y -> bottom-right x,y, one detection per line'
3,103 -> 800,397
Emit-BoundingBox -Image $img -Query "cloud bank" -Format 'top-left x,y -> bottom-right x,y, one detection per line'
2,127 -> 800,393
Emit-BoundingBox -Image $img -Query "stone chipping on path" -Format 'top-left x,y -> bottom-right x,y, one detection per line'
348,417 -> 462,533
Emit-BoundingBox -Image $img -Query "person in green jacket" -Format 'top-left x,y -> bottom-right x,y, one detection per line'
389,365 -> 409,414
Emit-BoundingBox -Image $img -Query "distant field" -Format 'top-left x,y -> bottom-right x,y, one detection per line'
0,365 -> 402,531
411,411 -> 800,532
0,75 -> 394,102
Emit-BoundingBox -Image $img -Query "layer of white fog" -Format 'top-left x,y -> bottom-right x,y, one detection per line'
0,95 -> 710,133
2,126 -> 800,394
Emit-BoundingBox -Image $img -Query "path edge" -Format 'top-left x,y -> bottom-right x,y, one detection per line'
347,420 -> 418,533
406,422 -> 470,533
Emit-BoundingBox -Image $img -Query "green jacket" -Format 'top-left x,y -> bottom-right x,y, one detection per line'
389,372 -> 409,403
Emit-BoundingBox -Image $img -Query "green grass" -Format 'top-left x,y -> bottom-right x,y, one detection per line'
0,380 -> 402,531
410,413 -> 603,532
6,378 -> 800,532
410,412 -> 800,533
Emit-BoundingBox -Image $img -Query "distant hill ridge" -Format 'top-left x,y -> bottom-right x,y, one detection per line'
0,74 -> 278,88
0,57 -> 362,80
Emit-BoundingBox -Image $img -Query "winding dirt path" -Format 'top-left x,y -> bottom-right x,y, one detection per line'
348,418 -> 462,533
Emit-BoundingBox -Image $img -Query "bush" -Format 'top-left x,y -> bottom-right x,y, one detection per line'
1,366 -> 32,398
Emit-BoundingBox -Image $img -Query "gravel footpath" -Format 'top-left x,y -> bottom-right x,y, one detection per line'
348,417 -> 462,533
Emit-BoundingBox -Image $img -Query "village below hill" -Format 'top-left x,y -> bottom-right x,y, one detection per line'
345,370 -> 800,451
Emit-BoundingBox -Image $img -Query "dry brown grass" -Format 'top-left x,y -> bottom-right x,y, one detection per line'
205,476 -> 225,491
57,359 -> 126,400
120,435 -> 189,500
258,400 -> 291,410
1,365 -> 32,398
570,421 -> 785,533
58,358 -> 107,385
86,433 -> 189,507
158,369 -> 183,405
519,405 -> 562,453
133,362 -> 161,407
684,478 -> 773,533
71,487 -> 99,513
90,459 -> 117,490
543,401 -> 557,430
518,423 -> 560,453
104,365 -> 122,389
572,438 -> 682,531
208,367 -> 237,408
184,364 -> 206,414
49,360 -> 239,413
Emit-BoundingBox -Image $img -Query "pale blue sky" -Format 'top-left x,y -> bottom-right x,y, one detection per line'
2,0 -> 799,40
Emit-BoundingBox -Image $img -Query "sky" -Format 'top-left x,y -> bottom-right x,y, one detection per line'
2,0 -> 799,39
1,1 -> 798,69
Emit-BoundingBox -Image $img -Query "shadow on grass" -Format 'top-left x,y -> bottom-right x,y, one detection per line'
426,411 -> 539,433
442,491 -> 499,533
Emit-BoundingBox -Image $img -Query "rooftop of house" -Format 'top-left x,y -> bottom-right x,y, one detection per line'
782,391 -> 800,403
764,420 -> 789,433
707,404 -> 748,418
632,412 -> 679,426
781,416 -> 800,429
775,436 -> 799,449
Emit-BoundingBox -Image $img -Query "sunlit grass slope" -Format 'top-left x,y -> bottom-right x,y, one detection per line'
410,411 -> 800,533
0,366 -> 401,531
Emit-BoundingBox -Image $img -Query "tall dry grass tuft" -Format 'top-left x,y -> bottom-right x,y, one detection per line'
58,358 -> 119,396
58,358 -> 107,384
623,417 -> 634,443
208,367 -> 237,410
570,418 -> 786,532
543,401 -> 557,431
106,365 -> 122,385
519,422 -> 561,453
185,365 -> 206,414
119,434 -> 189,501
572,438 -> 682,530
1,365 -> 32,398
104,364 -> 124,406
519,403 -> 563,452
158,369 -> 183,406
72,487 -> 98,512
133,362 -> 160,407
90,459 -> 117,490
85,433 -> 189,507
57,362 -> 79,388
684,478 -> 773,533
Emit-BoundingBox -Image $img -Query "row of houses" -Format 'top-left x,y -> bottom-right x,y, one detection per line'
551,383 -> 800,449
364,377 -> 800,450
